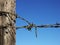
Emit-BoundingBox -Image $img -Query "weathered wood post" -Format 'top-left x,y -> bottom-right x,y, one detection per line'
0,0 -> 16,45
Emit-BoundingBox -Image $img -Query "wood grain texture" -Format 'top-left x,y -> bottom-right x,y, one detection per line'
0,0 -> 16,45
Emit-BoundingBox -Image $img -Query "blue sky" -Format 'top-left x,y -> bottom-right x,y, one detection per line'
16,0 -> 60,45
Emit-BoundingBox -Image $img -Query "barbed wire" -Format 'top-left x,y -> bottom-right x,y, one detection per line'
16,15 -> 31,24
16,23 -> 60,29
0,11 -> 60,38
16,15 -> 60,38
16,22 -> 60,38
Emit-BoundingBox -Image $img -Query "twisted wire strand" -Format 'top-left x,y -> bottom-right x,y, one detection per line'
16,24 -> 60,29
16,14 -> 31,25
16,26 -> 26,29
36,24 -> 60,28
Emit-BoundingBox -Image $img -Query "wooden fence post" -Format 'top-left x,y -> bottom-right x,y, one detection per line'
0,0 -> 16,45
